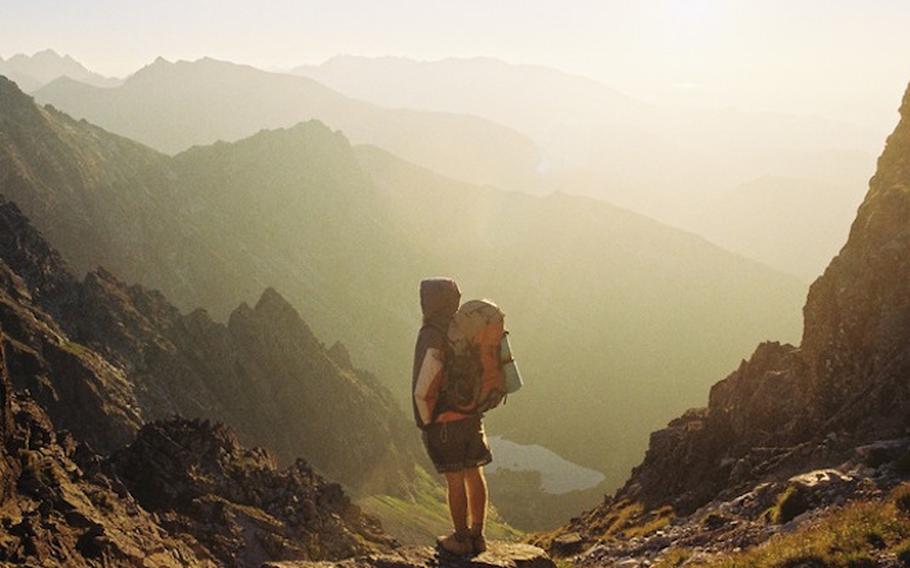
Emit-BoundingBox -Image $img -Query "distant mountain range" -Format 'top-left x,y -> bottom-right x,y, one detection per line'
7,51 -> 880,279
297,55 -> 879,196
33,56 -> 540,190
0,48 -> 120,92
0,76 -> 805,504
298,55 -> 882,277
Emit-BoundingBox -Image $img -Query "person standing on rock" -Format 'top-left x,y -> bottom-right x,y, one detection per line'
412,277 -> 492,557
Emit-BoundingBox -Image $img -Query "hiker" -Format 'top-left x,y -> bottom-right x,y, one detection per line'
412,278 -> 492,556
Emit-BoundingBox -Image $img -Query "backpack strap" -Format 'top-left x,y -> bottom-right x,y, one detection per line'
420,321 -> 456,422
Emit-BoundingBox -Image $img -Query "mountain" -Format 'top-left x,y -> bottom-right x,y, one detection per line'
0,49 -> 119,92
297,56 -> 878,196
0,194 -> 421,496
0,223 -> 397,566
1,76 -> 805,525
32,56 -> 540,190
537,82 -> 910,566
297,56 -> 880,277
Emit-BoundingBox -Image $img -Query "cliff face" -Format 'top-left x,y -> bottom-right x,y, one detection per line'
0,203 -> 144,452
543,82 -> 910,555
0,327 -> 218,567
800,84 -> 910,432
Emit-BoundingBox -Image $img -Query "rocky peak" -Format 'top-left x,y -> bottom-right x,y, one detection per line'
0,74 -> 42,108
328,341 -> 355,370
0,198 -> 78,310
230,286 -> 323,354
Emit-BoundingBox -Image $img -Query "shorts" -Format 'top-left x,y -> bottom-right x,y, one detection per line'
421,415 -> 493,474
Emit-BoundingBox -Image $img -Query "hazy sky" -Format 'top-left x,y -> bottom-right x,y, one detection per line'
2,0 -> 909,131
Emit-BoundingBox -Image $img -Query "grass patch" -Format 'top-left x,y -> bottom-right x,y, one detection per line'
653,548 -> 692,568
598,500 -> 643,538
692,491 -> 910,568
61,340 -> 91,358
358,465 -> 521,545
894,483 -> 910,516
625,505 -> 674,538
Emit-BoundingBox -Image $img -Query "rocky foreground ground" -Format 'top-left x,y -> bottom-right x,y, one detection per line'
541,439 -> 910,568
263,542 -> 555,568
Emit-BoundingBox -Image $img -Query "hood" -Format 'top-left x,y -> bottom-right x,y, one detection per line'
420,278 -> 461,327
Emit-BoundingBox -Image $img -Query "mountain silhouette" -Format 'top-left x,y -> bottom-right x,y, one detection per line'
298,55 -> 879,277
33,56 -> 540,190
0,49 -> 119,92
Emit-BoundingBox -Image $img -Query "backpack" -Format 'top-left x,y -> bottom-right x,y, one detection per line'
438,299 -> 523,416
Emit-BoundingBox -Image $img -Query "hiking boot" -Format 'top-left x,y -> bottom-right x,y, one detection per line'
437,530 -> 473,556
470,526 -> 487,555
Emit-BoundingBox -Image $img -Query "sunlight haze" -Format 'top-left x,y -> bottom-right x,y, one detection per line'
3,0 -> 910,556
2,0 -> 909,130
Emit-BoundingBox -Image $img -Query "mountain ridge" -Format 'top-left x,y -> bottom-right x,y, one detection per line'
32,56 -> 541,190
0,49 -> 120,92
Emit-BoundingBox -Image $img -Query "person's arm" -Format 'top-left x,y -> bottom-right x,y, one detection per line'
414,347 -> 444,425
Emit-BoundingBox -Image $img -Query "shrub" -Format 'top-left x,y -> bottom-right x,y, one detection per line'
893,483 -> 910,515
895,540 -> 910,567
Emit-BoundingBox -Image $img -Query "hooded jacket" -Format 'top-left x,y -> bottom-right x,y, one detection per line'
411,278 -> 461,429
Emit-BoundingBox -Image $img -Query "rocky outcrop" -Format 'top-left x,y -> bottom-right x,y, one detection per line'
0,324 -> 17,500
108,418 -> 395,568
556,451 -> 908,568
262,542 -> 555,568
0,329 -> 217,567
542,82 -> 910,557
0,201 -> 143,452
0,322 -> 396,567
66,268 -> 421,494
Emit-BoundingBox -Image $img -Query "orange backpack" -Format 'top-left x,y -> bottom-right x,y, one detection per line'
439,299 -> 522,416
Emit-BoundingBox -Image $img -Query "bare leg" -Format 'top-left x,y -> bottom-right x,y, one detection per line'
444,470 -> 468,532
464,466 -> 487,530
